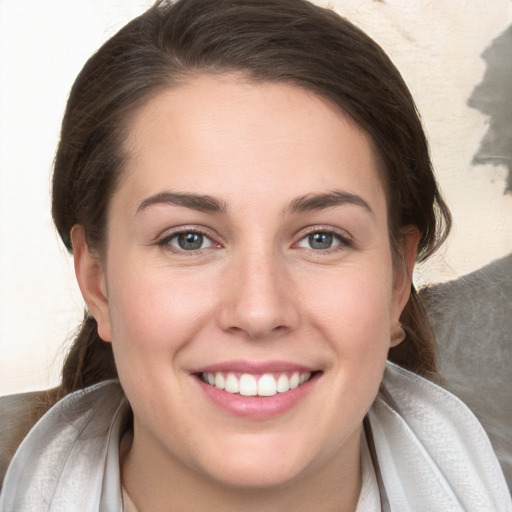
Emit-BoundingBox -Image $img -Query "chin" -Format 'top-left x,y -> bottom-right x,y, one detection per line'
202,456 -> 308,490
188,430 -> 330,491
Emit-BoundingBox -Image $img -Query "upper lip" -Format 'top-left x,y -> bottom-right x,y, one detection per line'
189,360 -> 316,375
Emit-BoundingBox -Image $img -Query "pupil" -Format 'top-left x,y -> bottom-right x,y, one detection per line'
309,232 -> 332,249
178,233 -> 203,250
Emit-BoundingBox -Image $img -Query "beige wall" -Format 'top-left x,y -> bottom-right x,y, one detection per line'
1,0 -> 511,395
333,0 -> 512,286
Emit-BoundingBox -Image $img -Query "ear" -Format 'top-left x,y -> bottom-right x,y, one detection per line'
391,226 -> 420,322
71,225 -> 112,342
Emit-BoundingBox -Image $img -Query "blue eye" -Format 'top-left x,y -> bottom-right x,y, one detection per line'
167,232 -> 214,251
298,231 -> 342,250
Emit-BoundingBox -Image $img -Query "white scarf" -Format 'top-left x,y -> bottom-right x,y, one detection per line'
1,363 -> 510,511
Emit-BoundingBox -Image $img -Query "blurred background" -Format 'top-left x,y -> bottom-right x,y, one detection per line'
1,0 -> 511,395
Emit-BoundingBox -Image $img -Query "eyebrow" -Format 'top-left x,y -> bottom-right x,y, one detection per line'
137,192 -> 228,215
286,190 -> 374,216
136,189 -> 373,217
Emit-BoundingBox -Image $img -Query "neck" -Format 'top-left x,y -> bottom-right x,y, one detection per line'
121,424 -> 363,512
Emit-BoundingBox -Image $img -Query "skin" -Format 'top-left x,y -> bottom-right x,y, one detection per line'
72,75 -> 418,512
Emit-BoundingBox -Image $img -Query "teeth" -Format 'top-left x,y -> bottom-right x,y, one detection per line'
225,373 -> 239,394
258,373 -> 277,396
276,374 -> 290,393
214,373 -> 225,390
202,371 -> 313,396
289,372 -> 300,389
239,374 -> 258,396
300,372 -> 311,384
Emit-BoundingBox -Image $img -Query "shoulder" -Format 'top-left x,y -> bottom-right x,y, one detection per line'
0,381 -> 127,510
368,363 -> 512,511
0,389 -> 58,489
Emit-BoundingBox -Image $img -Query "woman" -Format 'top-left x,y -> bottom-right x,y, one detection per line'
1,0 -> 510,510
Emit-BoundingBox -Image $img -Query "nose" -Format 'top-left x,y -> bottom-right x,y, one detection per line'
216,250 -> 300,340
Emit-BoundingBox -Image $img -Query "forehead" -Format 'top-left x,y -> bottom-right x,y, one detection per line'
118,75 -> 386,216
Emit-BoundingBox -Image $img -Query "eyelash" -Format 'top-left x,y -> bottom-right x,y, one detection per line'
295,227 -> 352,254
156,226 -> 352,255
157,227 -> 221,254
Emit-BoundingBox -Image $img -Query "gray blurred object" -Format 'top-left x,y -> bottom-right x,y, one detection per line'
421,254 -> 512,489
468,24 -> 512,193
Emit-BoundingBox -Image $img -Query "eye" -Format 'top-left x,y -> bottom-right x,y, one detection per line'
165,231 -> 215,251
297,231 -> 345,251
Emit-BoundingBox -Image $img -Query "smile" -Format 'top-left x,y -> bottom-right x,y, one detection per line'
200,371 -> 313,397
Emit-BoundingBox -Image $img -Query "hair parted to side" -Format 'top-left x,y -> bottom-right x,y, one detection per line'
52,0 -> 451,396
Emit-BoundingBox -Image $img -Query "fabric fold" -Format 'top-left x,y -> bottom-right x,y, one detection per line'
1,364 -> 510,511
0,382 -> 125,512
369,363 -> 512,511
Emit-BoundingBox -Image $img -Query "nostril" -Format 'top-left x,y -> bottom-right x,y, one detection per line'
215,272 -> 300,338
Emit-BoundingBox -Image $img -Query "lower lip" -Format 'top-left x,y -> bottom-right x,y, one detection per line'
195,374 -> 319,419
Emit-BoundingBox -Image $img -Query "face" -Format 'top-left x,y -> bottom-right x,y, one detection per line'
75,76 -> 415,493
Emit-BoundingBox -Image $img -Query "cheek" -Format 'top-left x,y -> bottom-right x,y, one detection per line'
106,267 -> 216,368
304,264 -> 393,346
329,287 -> 391,377
301,262 -> 393,403
105,269 -> 216,426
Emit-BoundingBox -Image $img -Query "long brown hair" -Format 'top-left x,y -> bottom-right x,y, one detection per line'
52,0 -> 451,396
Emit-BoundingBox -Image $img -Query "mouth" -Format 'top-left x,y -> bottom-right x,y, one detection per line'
192,363 -> 321,418
197,370 -> 317,397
